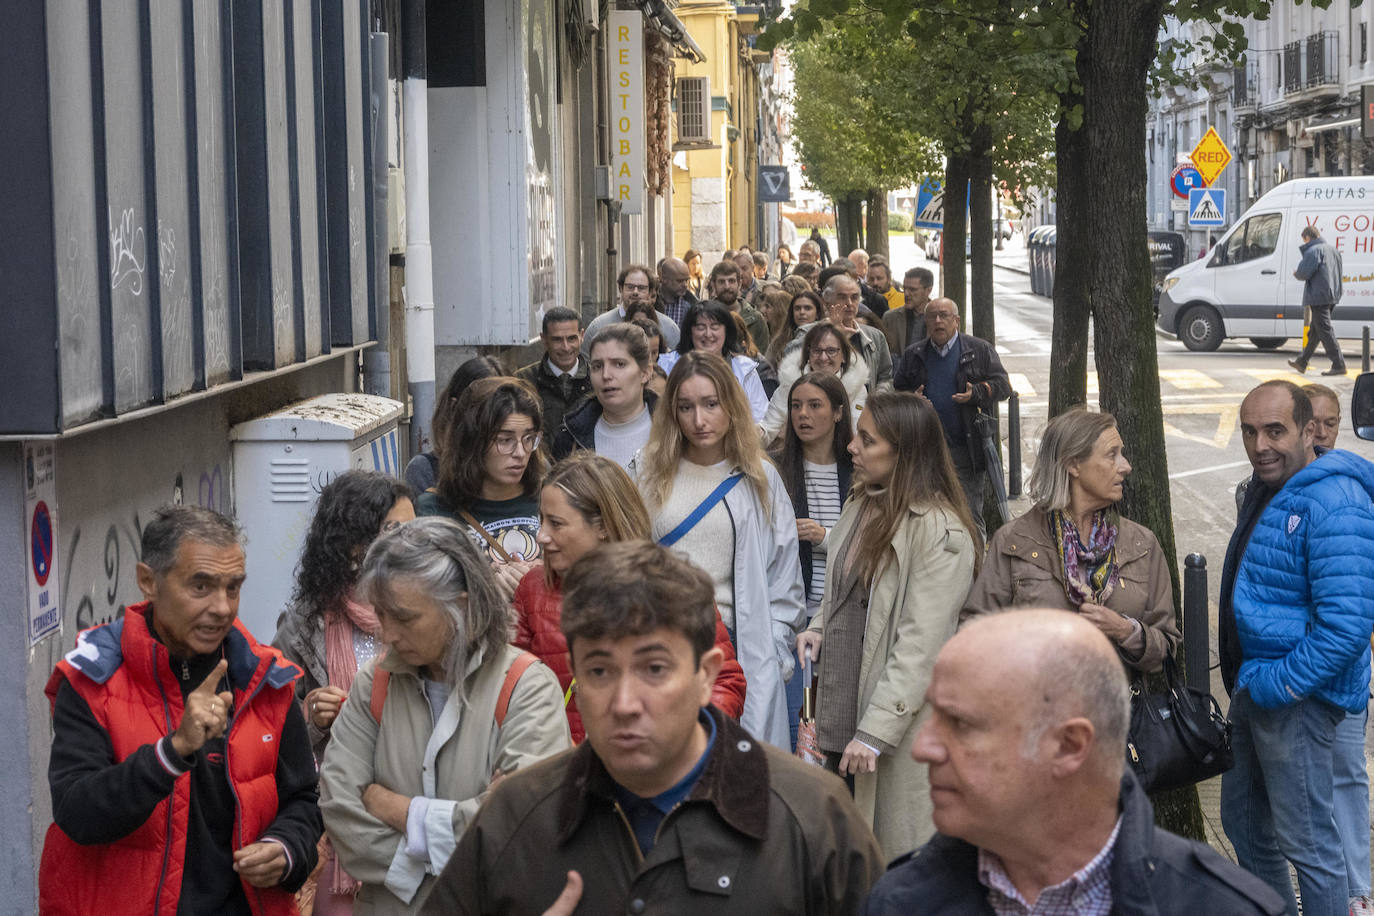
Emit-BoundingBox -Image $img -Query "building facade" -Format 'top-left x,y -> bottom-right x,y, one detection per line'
1147,1 -> 1374,256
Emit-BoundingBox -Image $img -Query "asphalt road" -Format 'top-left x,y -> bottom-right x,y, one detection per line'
883,231 -> 1374,856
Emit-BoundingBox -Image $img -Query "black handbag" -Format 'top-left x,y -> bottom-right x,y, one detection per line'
1126,654 -> 1233,793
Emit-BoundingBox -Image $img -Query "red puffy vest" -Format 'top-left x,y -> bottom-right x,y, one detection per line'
39,604 -> 301,916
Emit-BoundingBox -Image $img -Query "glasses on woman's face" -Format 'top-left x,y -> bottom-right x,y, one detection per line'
491,432 -> 542,455
811,346 -> 842,359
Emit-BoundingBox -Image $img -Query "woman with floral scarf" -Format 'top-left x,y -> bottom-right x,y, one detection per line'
962,407 -> 1180,674
274,470 -> 415,914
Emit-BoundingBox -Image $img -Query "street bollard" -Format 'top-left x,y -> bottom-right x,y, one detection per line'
1007,391 -> 1022,498
1363,326 -> 1370,373
1183,554 -> 1209,694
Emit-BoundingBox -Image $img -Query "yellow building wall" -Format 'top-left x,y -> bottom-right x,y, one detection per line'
671,3 -> 764,259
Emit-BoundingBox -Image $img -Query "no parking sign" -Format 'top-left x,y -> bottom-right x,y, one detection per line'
24,442 -> 59,645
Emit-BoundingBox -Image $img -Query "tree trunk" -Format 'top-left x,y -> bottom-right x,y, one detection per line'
1050,105 -> 1090,415
865,188 -> 889,260
969,138 -> 995,345
1067,0 -> 1204,840
836,194 -> 864,255
942,153 -> 970,320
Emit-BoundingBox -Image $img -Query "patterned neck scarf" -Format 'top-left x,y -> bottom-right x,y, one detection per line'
1049,509 -> 1119,607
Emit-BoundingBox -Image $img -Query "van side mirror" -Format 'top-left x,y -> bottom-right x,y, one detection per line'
1354,373 -> 1374,441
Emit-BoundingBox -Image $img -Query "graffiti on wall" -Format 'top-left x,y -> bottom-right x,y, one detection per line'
62,464 -> 228,633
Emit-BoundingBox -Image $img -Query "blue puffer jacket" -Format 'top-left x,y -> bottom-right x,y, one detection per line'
1234,449 -> 1374,711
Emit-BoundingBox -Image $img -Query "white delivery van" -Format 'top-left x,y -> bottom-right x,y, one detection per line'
1156,176 -> 1374,351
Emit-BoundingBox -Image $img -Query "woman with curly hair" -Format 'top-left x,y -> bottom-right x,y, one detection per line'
273,469 -> 414,913
416,377 -> 547,601
637,351 -> 804,749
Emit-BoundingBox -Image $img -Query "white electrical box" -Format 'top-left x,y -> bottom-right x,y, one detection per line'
230,393 -> 405,642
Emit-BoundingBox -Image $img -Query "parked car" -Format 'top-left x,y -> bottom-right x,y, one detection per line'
1157,176 -> 1374,352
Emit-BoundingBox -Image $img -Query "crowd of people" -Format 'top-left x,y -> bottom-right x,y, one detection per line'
35,240 -> 1374,916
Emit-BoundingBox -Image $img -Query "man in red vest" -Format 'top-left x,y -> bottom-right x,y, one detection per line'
39,504 -> 321,915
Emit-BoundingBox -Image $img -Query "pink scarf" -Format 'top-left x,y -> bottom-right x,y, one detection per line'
321,594 -> 381,897
324,595 -> 381,692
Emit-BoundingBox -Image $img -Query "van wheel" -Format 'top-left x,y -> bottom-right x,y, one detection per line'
1248,337 -> 1287,350
1178,305 -> 1223,352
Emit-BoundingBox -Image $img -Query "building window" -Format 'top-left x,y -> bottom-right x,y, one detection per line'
675,77 -> 710,144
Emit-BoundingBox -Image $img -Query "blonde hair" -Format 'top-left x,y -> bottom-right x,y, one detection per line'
1028,407 -> 1119,511
637,351 -> 773,514
541,453 -> 651,585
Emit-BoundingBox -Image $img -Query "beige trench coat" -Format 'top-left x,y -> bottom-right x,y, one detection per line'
962,506 -> 1180,673
319,644 -> 571,914
807,498 -> 976,861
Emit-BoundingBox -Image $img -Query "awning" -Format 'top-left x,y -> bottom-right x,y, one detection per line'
1306,115 -> 1359,134
641,0 -> 706,63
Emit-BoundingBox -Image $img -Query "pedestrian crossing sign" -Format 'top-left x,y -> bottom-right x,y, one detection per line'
1188,187 -> 1225,227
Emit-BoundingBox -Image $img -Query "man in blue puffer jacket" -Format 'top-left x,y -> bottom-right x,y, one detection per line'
1220,380 -> 1374,916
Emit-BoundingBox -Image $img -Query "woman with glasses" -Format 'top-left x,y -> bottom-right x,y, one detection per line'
274,470 -> 414,914
319,517 -> 570,914
637,351 -> 805,750
758,321 -> 869,446
416,377 -> 546,602
403,355 -> 503,494
658,300 -> 770,422
795,392 -> 979,858
512,452 -> 746,742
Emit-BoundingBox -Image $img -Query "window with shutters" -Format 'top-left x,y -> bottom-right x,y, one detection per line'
675,76 -> 710,144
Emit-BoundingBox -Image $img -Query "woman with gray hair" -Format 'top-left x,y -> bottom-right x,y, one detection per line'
318,517 -> 569,914
962,407 -> 1179,673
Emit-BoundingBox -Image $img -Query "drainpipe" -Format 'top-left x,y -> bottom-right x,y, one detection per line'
402,0 -> 435,455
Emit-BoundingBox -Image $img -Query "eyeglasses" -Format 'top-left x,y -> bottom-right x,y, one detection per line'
621,283 -> 650,293
828,295 -> 861,306
925,311 -> 957,322
491,432 -> 542,455
811,346 -> 842,359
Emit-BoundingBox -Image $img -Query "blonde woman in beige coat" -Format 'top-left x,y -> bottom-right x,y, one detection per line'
796,392 -> 979,860
962,408 -> 1180,674
319,518 -> 570,914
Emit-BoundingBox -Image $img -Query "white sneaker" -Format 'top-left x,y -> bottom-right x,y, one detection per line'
1350,895 -> 1374,916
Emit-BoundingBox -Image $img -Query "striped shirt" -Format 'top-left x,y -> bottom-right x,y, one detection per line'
803,461 -> 845,608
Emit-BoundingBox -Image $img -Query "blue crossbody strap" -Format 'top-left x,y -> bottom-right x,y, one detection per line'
658,473 -> 744,547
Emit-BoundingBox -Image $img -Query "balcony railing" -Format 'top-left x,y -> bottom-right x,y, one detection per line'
1285,32 -> 1341,95
1232,60 -> 1258,107
1284,41 -> 1302,93
1305,30 -> 1339,87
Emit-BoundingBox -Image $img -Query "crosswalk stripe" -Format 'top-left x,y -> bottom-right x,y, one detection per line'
1240,368 -> 1311,386
1008,373 -> 1037,397
1160,368 -> 1223,390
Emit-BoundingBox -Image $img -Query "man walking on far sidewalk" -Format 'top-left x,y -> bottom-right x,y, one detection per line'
1288,226 -> 1346,377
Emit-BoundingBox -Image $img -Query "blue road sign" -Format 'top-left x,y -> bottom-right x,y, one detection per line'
914,179 -> 943,229
1188,187 -> 1226,227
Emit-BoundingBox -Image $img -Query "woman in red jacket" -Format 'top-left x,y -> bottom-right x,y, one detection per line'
513,452 -> 746,742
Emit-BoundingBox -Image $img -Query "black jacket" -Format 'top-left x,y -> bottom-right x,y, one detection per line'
893,333 -> 1011,468
552,390 -> 658,460
515,357 -> 594,443
861,770 -> 1285,915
